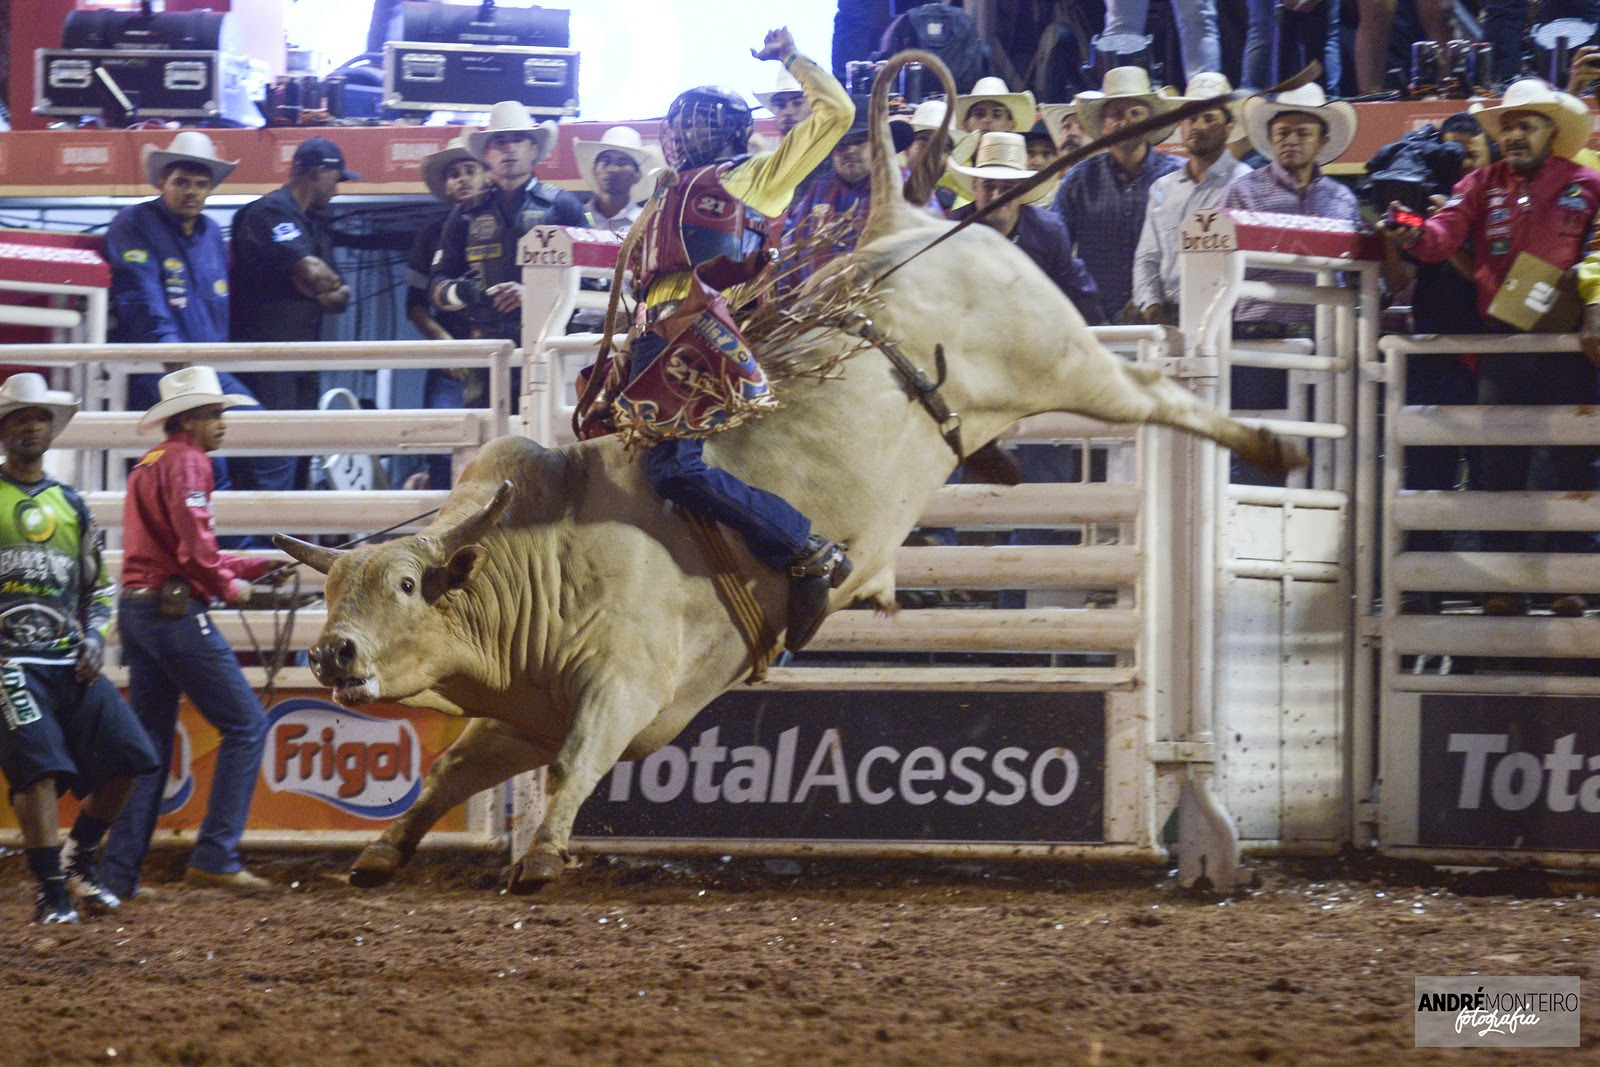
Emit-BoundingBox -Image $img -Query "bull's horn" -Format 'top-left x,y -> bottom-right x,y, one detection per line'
424,480 -> 514,561
273,534 -> 346,575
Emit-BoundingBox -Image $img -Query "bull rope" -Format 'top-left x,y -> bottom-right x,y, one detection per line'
680,511 -> 780,684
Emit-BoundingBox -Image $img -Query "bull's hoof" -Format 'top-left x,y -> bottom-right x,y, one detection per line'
508,851 -> 566,894
349,841 -> 407,888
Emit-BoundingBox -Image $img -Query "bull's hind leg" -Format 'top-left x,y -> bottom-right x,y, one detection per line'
1070,353 -> 1307,477
350,717 -> 556,888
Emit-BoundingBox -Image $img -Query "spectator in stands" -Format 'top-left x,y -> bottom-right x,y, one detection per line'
1385,80 -> 1600,616
1041,100 -> 1091,155
102,367 -> 283,900
1132,74 -> 1250,326
1241,0 -> 1340,93
106,131 -> 266,493
1054,67 -> 1182,323
0,374 -> 158,923
1102,0 -> 1221,85
1222,84 -> 1360,337
1355,0 -> 1454,94
949,132 -> 1105,324
954,76 -> 1035,134
403,137 -> 486,491
893,98 -> 959,212
228,136 -> 357,491
574,126 -> 661,233
430,100 -> 587,346
760,66 -> 834,210
783,97 -> 914,286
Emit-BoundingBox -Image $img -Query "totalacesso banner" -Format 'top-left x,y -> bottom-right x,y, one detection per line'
0,690 -> 470,834
572,690 -> 1107,843
1419,694 -> 1600,850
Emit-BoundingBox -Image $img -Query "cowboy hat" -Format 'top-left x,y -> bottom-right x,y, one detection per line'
419,136 -> 480,201
754,66 -> 804,112
1243,83 -> 1358,166
141,130 -> 238,188
1077,67 -> 1179,145
950,131 -> 1035,181
953,76 -> 1037,132
945,131 -> 1058,206
1471,79 -> 1593,159
137,365 -> 253,435
1176,72 -> 1247,143
0,373 -> 77,439
572,126 -> 664,203
466,100 -> 559,163
840,95 -> 915,152
890,98 -> 951,147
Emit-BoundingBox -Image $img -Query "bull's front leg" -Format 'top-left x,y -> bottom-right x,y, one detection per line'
510,679 -> 655,893
350,716 -> 557,887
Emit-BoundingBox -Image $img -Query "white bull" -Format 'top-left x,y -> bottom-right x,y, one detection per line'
276,54 -> 1301,891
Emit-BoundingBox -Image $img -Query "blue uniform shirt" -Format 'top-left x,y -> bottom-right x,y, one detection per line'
106,198 -> 230,344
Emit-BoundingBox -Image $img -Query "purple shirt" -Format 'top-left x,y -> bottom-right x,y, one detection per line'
1220,162 -> 1360,324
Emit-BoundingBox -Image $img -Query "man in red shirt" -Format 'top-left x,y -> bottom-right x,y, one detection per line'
102,367 -> 282,897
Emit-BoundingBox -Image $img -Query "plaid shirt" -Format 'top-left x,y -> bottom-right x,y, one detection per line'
1219,162 -> 1360,324
1053,148 -> 1182,318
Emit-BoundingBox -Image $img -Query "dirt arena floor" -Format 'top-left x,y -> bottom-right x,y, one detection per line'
2,847 -> 1597,1066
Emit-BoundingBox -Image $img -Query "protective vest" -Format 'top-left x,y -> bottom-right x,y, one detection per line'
0,474 -> 109,663
636,158 -> 770,296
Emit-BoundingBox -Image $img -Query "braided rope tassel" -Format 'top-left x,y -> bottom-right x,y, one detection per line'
682,511 -> 779,683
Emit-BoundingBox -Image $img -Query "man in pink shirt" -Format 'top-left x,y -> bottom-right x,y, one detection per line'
102,367 -> 283,897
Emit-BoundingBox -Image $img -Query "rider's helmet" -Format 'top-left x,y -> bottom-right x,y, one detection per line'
661,86 -> 755,170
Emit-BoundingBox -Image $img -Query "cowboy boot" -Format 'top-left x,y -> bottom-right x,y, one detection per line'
786,535 -> 852,653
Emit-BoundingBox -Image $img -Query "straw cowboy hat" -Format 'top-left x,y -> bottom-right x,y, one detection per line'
1076,67 -> 1179,145
140,130 -> 238,188
890,98 -> 951,148
946,130 -> 1058,206
419,136 -> 479,201
466,100 -> 559,163
137,365 -> 253,434
0,373 -> 78,439
1176,72 -> 1247,143
1243,83 -> 1358,166
954,76 -> 1037,131
572,126 -> 664,202
754,66 -> 804,112
1471,79 -> 1594,159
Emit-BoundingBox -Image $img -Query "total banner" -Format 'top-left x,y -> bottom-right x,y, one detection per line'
0,690 -> 470,834
572,690 -> 1106,844
1419,694 -> 1600,850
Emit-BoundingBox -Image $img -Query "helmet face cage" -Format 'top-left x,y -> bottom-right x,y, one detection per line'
662,88 -> 753,170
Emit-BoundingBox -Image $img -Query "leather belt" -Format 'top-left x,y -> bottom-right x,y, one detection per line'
121,587 -> 165,600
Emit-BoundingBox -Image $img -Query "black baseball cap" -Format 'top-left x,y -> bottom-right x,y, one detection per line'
291,136 -> 361,181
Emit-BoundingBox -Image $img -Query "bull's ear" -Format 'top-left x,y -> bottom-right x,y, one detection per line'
445,545 -> 488,591
273,534 -> 345,575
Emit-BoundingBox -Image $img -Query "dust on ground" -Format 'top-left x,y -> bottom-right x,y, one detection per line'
2,848 -> 1596,1065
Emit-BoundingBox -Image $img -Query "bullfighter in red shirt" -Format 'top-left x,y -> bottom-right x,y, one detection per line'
102,366 -> 282,897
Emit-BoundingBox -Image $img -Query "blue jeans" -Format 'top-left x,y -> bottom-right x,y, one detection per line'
1104,0 -> 1222,80
630,331 -> 812,570
102,597 -> 268,894
422,368 -> 468,490
231,372 -> 317,492
1484,0 -> 1599,85
1242,0 -> 1341,90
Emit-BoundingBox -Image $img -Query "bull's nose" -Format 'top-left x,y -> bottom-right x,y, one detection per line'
308,636 -> 358,680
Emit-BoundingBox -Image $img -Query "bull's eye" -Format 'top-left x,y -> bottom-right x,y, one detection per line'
399,577 -> 416,595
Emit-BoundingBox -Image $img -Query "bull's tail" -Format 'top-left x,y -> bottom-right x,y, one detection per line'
858,51 -> 955,249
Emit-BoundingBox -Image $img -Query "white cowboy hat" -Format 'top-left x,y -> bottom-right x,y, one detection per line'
891,98 -> 952,152
419,136 -> 480,201
949,131 -> 1036,180
954,76 -> 1037,132
1243,83 -> 1358,166
1471,79 -> 1594,159
137,365 -> 253,434
1176,72 -> 1247,143
1077,67 -> 1179,145
465,100 -> 559,164
572,126 -> 663,202
0,373 -> 77,439
141,130 -> 238,188
754,66 -> 804,112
